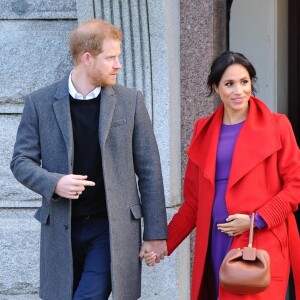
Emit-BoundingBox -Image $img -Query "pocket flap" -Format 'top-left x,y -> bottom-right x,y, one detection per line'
130,203 -> 142,219
34,207 -> 50,224
111,118 -> 127,127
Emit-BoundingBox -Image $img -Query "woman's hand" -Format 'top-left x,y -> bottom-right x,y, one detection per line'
143,251 -> 157,266
217,213 -> 252,237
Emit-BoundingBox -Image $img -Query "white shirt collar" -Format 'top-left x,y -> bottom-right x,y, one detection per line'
68,72 -> 101,100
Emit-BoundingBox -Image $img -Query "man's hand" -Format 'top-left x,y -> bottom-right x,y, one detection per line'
54,174 -> 95,199
139,240 -> 167,264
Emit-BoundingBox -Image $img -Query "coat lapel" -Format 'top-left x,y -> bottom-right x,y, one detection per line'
188,97 -> 282,188
228,97 -> 282,187
99,86 -> 117,154
188,107 -> 223,185
53,75 -> 74,169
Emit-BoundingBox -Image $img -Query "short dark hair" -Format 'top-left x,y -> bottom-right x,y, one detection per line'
207,51 -> 257,96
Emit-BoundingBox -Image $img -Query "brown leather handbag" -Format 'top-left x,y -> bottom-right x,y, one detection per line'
219,213 -> 270,294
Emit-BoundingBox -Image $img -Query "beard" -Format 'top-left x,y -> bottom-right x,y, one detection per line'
89,67 -> 117,87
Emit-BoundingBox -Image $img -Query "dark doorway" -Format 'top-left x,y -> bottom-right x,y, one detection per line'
287,0 -> 299,299
288,0 -> 300,144
288,0 -> 300,229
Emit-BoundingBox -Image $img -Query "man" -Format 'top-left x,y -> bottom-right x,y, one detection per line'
11,19 -> 167,300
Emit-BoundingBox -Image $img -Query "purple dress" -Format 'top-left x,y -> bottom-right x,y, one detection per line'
210,121 -> 244,297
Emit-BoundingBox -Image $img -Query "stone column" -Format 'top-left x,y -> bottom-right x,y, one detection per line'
181,0 -> 227,163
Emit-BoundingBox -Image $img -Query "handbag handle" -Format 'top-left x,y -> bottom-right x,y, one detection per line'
248,213 -> 255,247
242,213 -> 257,261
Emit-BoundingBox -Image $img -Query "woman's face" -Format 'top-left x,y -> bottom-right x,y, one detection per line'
214,64 -> 252,123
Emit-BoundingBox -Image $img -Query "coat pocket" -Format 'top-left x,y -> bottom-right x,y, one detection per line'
130,203 -> 142,219
270,223 -> 288,259
111,118 -> 127,127
34,206 -> 50,225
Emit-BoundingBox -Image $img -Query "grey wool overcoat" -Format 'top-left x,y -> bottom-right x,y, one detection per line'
11,74 -> 168,300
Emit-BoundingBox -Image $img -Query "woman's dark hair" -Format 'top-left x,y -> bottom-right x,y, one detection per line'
207,51 -> 257,96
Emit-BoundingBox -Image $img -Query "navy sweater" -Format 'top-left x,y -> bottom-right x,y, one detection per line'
69,94 -> 107,218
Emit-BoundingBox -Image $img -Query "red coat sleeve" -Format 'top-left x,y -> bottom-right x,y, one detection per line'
167,158 -> 200,254
257,114 -> 300,228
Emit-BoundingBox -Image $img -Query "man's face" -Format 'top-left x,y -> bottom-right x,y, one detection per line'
88,38 -> 122,87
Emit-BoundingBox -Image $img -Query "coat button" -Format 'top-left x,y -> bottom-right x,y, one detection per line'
64,224 -> 69,230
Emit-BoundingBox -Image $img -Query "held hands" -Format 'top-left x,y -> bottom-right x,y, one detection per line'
54,174 -> 95,199
143,251 -> 157,266
139,240 -> 168,266
217,213 -> 252,237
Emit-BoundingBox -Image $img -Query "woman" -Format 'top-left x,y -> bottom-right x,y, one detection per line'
145,51 -> 300,299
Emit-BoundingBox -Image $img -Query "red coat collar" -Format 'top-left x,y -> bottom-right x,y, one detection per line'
187,97 -> 282,187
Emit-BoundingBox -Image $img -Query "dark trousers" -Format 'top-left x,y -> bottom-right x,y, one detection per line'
71,215 -> 111,300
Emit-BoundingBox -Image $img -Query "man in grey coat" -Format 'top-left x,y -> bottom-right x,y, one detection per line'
11,19 -> 167,300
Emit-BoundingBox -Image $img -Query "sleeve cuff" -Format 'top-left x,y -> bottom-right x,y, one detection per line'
253,212 -> 267,229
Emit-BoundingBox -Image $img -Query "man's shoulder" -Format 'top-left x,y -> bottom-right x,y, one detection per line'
28,81 -> 57,98
111,84 -> 139,97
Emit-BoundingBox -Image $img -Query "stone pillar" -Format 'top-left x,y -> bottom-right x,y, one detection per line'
181,0 -> 227,162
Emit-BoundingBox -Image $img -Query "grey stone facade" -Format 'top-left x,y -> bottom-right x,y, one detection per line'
1,0 -> 227,299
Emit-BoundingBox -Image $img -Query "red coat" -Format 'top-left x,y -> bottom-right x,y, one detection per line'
167,97 -> 300,300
